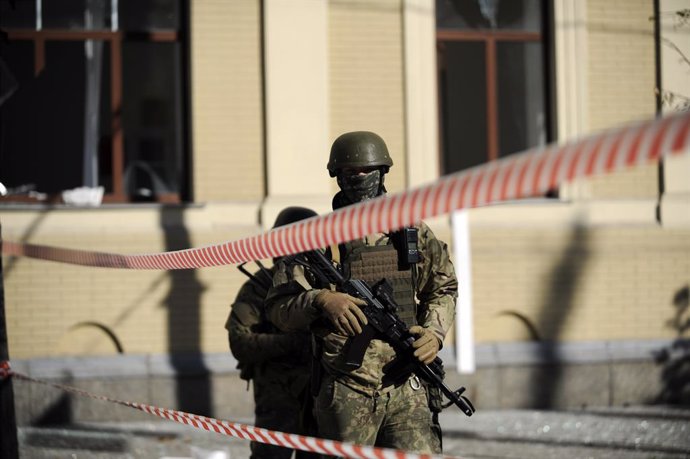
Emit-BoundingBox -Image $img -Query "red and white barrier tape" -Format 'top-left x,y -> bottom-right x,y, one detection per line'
2,112 -> 689,269
0,361 -> 462,459
0,360 -> 10,379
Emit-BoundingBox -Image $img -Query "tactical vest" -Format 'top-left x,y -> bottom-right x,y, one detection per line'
339,239 -> 418,327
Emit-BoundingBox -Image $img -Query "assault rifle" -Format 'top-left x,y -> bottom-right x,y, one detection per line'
284,248 -> 475,416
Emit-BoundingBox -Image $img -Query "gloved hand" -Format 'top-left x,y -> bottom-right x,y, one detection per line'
409,325 -> 440,365
314,289 -> 368,336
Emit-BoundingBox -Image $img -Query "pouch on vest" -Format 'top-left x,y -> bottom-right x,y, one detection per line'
342,241 -> 418,328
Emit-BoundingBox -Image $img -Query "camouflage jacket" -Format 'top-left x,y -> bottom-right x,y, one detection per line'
226,268 -> 311,399
265,221 -> 458,396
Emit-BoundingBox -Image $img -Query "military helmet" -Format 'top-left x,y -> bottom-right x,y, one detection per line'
327,131 -> 393,177
272,206 -> 317,229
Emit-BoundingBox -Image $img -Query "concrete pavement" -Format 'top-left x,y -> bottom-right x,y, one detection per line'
16,405 -> 690,459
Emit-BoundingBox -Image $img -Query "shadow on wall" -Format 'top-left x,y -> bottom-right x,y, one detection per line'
61,321 -> 125,354
160,206 -> 211,416
528,224 -> 590,409
654,285 -> 690,406
495,310 -> 542,341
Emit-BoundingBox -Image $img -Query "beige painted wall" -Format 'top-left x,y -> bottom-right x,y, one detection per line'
554,0 -> 590,142
658,1 -> 690,227
261,0 -> 333,227
404,0 -> 440,188
660,0 -> 690,113
264,0 -> 330,198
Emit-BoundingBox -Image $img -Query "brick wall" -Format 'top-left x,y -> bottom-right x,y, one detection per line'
329,0 -> 407,194
4,0 -> 687,364
2,206 -> 259,359
469,213 -> 690,344
586,0 -> 656,132
191,0 -> 264,201
568,0 -> 658,199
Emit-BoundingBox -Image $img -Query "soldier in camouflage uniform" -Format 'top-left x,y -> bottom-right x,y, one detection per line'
266,132 -> 458,455
226,206 -> 318,459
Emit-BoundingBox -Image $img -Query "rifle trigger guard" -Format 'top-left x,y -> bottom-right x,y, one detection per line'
409,375 -> 422,391
441,386 -> 469,410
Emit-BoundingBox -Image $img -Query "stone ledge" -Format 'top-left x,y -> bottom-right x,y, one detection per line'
12,339 -> 681,379
473,339 -> 674,367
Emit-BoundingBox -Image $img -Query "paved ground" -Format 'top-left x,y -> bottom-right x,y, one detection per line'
16,405 -> 690,459
440,406 -> 690,459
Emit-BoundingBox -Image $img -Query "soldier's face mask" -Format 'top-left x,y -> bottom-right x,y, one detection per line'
337,168 -> 383,203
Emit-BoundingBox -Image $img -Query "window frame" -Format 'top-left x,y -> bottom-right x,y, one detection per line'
436,1 -> 554,174
1,10 -> 188,204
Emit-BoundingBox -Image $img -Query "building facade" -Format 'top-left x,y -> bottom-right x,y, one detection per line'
1,0 -> 688,420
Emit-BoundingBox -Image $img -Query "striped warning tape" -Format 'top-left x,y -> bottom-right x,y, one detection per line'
1,362 -> 462,459
2,112 -> 689,269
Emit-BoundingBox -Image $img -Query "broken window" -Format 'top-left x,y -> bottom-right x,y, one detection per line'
0,0 -> 188,204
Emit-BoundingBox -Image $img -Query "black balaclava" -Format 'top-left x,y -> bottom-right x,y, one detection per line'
335,169 -> 386,208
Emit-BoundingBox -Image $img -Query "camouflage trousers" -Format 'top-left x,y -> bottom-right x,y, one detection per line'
314,374 -> 442,455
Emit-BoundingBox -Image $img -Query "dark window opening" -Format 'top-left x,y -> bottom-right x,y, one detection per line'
436,0 -> 552,178
439,41 -> 488,174
0,0 -> 188,204
497,41 -> 547,158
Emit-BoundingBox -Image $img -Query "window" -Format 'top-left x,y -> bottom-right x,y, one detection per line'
0,0 -> 189,203
436,0 -> 552,175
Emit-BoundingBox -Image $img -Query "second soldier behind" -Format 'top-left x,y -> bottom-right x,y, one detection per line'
226,206 -> 318,459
